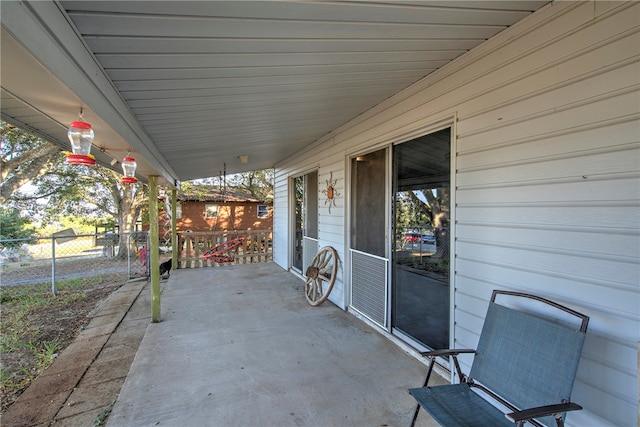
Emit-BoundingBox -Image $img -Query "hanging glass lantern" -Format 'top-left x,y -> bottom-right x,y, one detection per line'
121,157 -> 138,184
66,121 -> 96,165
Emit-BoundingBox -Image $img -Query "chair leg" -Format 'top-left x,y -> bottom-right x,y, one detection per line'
410,404 -> 421,427
410,359 -> 435,427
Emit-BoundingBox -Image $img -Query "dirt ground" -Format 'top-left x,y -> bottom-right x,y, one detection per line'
0,259 -> 129,414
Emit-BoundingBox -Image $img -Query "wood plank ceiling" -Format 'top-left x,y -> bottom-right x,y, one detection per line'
2,1 -> 550,182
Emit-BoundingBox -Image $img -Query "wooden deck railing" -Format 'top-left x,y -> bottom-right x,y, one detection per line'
177,230 -> 273,268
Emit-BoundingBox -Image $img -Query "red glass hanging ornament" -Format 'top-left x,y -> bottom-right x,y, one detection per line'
121,157 -> 138,184
66,121 -> 96,165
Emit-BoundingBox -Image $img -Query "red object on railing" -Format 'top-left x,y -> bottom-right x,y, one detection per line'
202,237 -> 246,263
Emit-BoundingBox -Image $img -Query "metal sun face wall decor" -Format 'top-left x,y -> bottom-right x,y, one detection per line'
322,172 -> 340,214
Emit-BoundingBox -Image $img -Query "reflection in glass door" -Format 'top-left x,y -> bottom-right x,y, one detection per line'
291,172 -> 318,273
392,128 -> 450,350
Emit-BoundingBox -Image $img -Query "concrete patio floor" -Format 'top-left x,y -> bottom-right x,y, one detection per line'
107,262 -> 445,427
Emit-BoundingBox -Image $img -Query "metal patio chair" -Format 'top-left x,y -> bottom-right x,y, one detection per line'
409,290 -> 589,427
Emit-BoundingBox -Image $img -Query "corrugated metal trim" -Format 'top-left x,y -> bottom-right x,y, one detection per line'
303,237 -> 318,275
350,249 -> 388,328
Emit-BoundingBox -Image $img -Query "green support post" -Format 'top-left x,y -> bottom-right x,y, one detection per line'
149,176 -> 161,322
171,189 -> 178,271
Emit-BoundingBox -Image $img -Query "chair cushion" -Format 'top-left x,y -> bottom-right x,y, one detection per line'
409,383 -> 514,427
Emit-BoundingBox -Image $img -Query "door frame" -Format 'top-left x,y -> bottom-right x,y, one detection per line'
344,115 -> 457,345
390,126 -> 454,351
345,146 -> 392,328
288,169 -> 319,275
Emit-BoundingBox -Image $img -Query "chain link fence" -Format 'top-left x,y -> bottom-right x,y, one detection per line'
128,231 -> 151,280
1,227 -> 275,292
0,231 -> 154,294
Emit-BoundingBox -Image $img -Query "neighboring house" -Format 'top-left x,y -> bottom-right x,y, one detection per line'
273,3 -> 639,426
169,187 -> 273,232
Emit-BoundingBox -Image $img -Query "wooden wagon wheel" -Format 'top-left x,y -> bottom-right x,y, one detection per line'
304,246 -> 338,306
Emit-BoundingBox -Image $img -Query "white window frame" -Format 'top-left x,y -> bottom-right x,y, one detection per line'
204,204 -> 219,218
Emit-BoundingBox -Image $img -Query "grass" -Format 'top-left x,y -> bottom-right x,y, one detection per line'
5,236 -> 104,264
395,256 -> 449,274
35,341 -> 61,370
0,275 -> 118,393
94,399 -> 116,426
0,280 -> 87,391
1,278 -> 87,307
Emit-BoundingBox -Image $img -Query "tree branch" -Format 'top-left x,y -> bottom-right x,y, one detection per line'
83,195 -> 116,217
1,148 -> 60,203
1,143 -> 59,181
9,188 -> 60,201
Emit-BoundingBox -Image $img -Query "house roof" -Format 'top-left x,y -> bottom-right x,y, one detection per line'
178,186 -> 268,203
1,1 -> 550,186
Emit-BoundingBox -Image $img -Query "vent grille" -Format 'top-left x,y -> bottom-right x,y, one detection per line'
350,249 -> 388,328
302,237 -> 318,274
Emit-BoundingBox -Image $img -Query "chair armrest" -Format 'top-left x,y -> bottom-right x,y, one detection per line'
418,349 -> 476,385
419,348 -> 475,357
505,402 -> 583,423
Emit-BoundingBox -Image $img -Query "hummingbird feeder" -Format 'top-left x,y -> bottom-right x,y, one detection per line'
66,121 -> 96,166
121,157 -> 138,184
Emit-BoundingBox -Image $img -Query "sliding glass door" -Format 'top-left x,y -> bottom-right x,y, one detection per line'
392,128 -> 451,350
291,172 -> 318,274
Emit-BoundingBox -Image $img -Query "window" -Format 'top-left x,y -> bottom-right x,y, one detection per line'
204,204 -> 219,218
351,148 -> 386,257
257,205 -> 269,218
291,171 -> 318,272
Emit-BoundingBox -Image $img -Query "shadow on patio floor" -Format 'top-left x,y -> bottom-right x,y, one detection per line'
108,263 -> 444,427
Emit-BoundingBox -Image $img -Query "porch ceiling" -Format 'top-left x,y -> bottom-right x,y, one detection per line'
1,1 -> 549,185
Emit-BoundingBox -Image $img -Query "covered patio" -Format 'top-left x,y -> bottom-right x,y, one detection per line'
3,2 -> 638,425
107,262 -> 444,427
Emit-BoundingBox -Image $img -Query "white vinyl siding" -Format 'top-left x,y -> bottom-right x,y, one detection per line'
451,5 -> 639,424
275,2 -> 640,425
274,156 -> 347,308
272,168 -> 290,268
